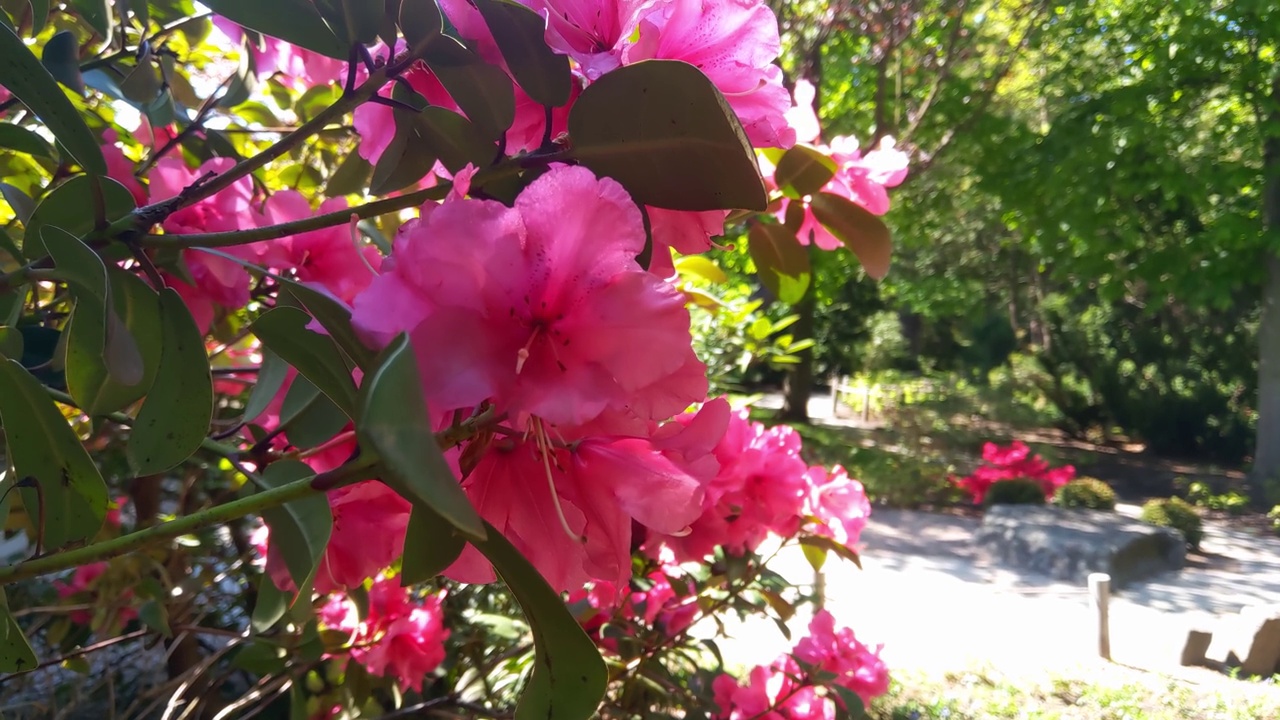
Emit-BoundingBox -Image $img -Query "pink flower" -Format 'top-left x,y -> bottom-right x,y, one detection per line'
786,79 -> 821,145
321,578 -> 450,690
313,481 -> 412,595
712,656 -> 834,720
212,16 -> 345,89
256,191 -> 382,303
793,610 -> 890,707
444,402 -> 722,592
351,164 -> 706,427
658,408 -> 809,561
953,440 -> 1075,504
645,207 -> 729,276
803,465 -> 870,548
53,562 -> 138,626
104,496 -> 128,528
101,130 -> 148,205
147,157 -> 259,318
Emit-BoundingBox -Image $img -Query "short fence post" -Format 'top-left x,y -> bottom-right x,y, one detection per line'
831,375 -> 841,418
1089,573 -> 1111,661
862,384 -> 872,422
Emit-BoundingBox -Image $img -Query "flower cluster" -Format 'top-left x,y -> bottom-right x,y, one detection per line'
952,440 -> 1076,504
318,577 -> 450,690
53,561 -> 138,629
711,611 -> 889,719
653,408 -> 871,563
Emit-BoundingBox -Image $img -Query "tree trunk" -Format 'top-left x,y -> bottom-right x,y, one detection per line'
1251,77 -> 1280,505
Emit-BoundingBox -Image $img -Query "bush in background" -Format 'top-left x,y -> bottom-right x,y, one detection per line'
1140,497 -> 1204,549
1054,477 -> 1118,510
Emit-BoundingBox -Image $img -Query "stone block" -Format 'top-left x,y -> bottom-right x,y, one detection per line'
1181,629 -> 1214,667
975,505 -> 1186,588
1209,606 -> 1280,677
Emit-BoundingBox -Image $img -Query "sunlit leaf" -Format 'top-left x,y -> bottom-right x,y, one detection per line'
69,0 -> 111,41
0,22 -> 105,174
748,222 -> 811,304
774,144 -> 837,199
809,191 -> 892,280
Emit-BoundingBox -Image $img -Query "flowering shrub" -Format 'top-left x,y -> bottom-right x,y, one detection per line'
953,441 -> 1076,505
0,0 -> 902,716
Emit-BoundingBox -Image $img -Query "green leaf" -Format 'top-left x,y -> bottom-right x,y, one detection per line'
0,182 -> 35,225
139,600 -> 172,637
0,22 -> 104,174
830,685 -> 867,719
29,0 -> 50,34
325,149 -> 373,197
218,37 -> 257,108
198,0 -> 349,60
41,31 -> 85,95
774,144 -> 836,199
244,346 -> 289,423
369,105 -> 441,195
474,0 -> 572,107
24,175 -> 136,259
278,283 -> 378,372
568,60 -> 766,212
327,0 -> 383,45
42,225 -> 109,341
251,306 -> 357,417
355,334 -> 485,540
232,639 -> 287,675
416,106 -> 496,175
0,588 -> 37,674
259,459 -> 331,595
0,326 -> 22,359
398,0 -> 441,52
251,573 -> 289,632
278,375 -> 349,449
69,0 -> 111,41
748,222 -> 810,305
400,506 -> 465,585
473,522 -> 607,720
127,289 -> 213,475
797,534 -> 861,569
0,359 -> 107,548
423,35 -> 516,142
0,122 -> 56,159
120,58 -> 163,106
64,268 -> 162,416
674,255 -> 728,284
808,192 -> 892,280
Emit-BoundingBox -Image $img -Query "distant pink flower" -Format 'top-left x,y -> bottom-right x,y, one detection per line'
803,465 -> 870,548
54,562 -> 138,626
351,164 -> 706,427
104,496 -> 128,528
793,610 -> 890,707
786,79 -> 821,145
953,440 -> 1075,504
256,191 -> 381,303
320,578 -> 450,690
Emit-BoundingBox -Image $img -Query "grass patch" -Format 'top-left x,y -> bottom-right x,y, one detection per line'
870,667 -> 1280,720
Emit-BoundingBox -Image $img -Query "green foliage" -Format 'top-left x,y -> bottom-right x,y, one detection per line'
1140,497 -> 1204,549
982,478 -> 1047,508
1054,477 -> 1117,511
748,221 -> 812,305
1185,482 -> 1249,515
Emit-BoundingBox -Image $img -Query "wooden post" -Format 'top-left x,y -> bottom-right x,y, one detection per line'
831,375 -> 841,418
1089,573 -> 1111,661
862,384 -> 872,421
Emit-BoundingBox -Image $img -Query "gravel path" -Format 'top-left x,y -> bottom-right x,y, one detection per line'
699,500 -> 1280,693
